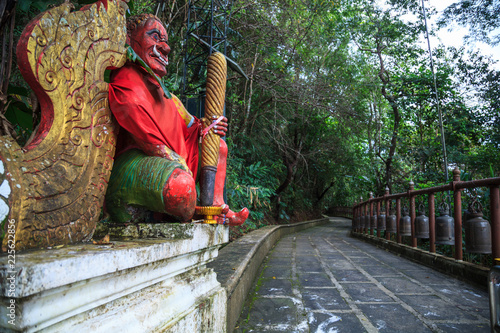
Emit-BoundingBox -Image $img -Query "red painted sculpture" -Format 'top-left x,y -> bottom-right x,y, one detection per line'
106,14 -> 248,226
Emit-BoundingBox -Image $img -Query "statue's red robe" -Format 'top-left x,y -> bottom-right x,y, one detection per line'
108,62 -> 201,179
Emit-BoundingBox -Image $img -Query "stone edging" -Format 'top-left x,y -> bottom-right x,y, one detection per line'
208,218 -> 329,333
351,231 -> 489,290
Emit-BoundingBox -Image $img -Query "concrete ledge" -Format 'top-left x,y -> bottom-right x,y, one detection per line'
351,231 -> 489,289
0,224 -> 228,332
208,218 -> 329,333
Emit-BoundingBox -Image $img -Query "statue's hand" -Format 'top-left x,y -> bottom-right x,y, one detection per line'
200,115 -> 228,139
211,115 -> 228,137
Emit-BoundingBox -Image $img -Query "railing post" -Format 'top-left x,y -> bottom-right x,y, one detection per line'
429,192 -> 436,253
353,201 -> 357,232
377,199 -> 381,238
396,197 -> 401,244
369,192 -> 374,236
352,202 -> 355,232
385,187 -> 390,240
409,181 -> 417,248
359,201 -> 362,233
452,167 -> 463,260
363,199 -> 368,234
491,186 -> 500,265
355,202 -> 359,233
359,197 -> 365,233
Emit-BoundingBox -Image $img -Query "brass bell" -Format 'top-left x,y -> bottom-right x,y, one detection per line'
386,211 -> 397,233
464,210 -> 492,254
370,213 -> 377,230
435,202 -> 455,245
377,209 -> 386,231
415,204 -> 429,239
400,206 -> 411,236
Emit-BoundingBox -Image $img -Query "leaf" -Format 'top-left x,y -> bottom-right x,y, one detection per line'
126,45 -> 137,62
7,86 -> 30,97
18,0 -> 32,12
104,69 -> 111,83
5,103 -> 33,131
18,0 -> 53,12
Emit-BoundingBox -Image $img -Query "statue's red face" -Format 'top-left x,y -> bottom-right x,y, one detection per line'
129,18 -> 171,77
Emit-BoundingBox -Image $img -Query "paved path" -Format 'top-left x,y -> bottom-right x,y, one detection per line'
235,217 -> 490,332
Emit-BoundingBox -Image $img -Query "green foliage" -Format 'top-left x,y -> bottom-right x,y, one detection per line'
127,0 -> 156,16
5,86 -> 32,131
17,0 -> 56,13
226,140 -> 277,225
438,0 -> 500,45
4,85 -> 34,146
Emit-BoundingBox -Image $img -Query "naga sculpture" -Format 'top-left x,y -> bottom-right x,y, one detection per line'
1,0 -> 127,252
0,0 -> 247,252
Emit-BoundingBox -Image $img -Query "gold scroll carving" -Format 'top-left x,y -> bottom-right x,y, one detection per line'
1,0 -> 127,251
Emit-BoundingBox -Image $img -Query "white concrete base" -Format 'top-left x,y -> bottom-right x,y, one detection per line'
0,224 -> 228,332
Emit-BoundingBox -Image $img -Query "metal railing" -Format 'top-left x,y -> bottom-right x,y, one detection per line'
352,167 -> 500,264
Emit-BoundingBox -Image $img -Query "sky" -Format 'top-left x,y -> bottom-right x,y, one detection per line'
428,0 -> 500,69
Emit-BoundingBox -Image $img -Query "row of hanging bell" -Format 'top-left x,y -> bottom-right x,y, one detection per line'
359,196 -> 492,254
357,212 -> 387,231
359,211 -> 387,231
400,202 -> 492,253
400,203 -> 455,244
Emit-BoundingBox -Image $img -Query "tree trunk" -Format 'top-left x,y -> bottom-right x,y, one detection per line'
0,2 -> 16,138
316,181 -> 334,204
375,41 -> 400,192
239,49 -> 258,137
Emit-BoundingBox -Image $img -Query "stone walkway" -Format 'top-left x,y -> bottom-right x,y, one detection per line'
235,217 -> 490,332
